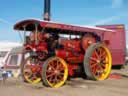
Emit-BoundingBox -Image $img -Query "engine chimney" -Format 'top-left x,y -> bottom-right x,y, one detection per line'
43,0 -> 51,21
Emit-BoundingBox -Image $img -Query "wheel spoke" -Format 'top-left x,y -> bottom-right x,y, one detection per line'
59,67 -> 65,71
48,63 -> 56,70
94,49 -> 100,59
46,69 -> 54,74
28,73 -> 37,81
57,59 -> 60,65
96,67 -> 102,77
54,75 -> 60,84
46,73 -> 55,78
100,51 -> 106,58
101,60 -> 107,67
98,65 -> 104,72
56,63 -> 62,69
99,47 -> 103,56
90,63 -> 97,68
99,48 -> 103,56
93,66 -> 97,75
48,76 -> 54,82
53,60 -> 58,68
90,57 -> 98,62
96,71 -> 101,77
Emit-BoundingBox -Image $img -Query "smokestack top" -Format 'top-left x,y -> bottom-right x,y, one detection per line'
43,0 -> 51,21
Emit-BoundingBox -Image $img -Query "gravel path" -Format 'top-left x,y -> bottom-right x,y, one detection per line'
0,66 -> 128,96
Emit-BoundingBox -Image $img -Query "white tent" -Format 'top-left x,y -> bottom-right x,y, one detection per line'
0,41 -> 22,51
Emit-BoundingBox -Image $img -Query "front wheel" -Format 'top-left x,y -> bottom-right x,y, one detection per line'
42,57 -> 68,88
84,43 -> 112,80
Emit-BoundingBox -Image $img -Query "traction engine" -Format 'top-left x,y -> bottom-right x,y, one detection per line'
14,19 -> 112,88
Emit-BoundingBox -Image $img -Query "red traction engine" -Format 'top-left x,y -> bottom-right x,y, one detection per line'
14,19 -> 113,88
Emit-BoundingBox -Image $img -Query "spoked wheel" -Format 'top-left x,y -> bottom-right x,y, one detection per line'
21,57 -> 42,84
42,57 -> 68,88
84,43 -> 112,80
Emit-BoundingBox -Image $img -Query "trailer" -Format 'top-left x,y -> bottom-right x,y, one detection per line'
13,19 -> 121,88
96,25 -> 126,66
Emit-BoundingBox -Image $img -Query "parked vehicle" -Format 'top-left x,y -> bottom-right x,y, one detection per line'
13,19 -> 125,88
2,46 -> 23,78
0,42 -> 22,67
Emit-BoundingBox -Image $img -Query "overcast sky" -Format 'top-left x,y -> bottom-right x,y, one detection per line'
0,0 -> 128,44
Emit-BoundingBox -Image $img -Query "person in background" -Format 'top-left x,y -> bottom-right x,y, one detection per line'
0,70 -> 8,84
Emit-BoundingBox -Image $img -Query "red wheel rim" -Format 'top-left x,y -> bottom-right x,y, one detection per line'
89,46 -> 111,80
23,58 -> 42,83
46,59 -> 65,85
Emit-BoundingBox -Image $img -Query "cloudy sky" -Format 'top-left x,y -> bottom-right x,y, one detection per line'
0,0 -> 128,44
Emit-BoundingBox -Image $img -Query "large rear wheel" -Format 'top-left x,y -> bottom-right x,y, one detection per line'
84,43 -> 112,80
42,57 -> 68,88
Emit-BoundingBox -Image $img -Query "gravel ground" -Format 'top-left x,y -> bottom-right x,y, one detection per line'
0,65 -> 128,96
